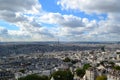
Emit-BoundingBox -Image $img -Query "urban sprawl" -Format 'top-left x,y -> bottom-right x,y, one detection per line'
0,43 -> 120,80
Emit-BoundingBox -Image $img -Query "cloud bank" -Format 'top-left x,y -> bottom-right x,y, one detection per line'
0,0 -> 119,41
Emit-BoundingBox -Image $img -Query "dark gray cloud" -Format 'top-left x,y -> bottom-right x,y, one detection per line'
60,15 -> 84,27
0,0 -> 41,23
0,11 -> 28,23
0,0 -> 41,12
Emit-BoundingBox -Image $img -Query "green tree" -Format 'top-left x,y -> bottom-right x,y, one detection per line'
100,61 -> 108,66
76,68 -> 85,78
19,69 -> 25,73
96,75 -> 107,80
116,52 -> 120,54
41,75 -> 49,80
18,74 -> 49,80
83,64 -> 91,70
63,57 -> 71,62
109,61 -> 115,67
51,70 -> 73,80
114,65 -> 120,70
71,60 -> 78,64
101,46 -> 105,52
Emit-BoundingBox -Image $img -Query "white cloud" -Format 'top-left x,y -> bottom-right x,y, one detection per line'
57,0 -> 120,14
0,0 -> 119,41
0,0 -> 51,41
40,13 -> 84,27
57,0 -> 120,41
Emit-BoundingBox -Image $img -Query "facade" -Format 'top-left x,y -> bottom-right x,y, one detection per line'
0,70 -> 14,80
116,50 -> 120,60
85,67 -> 97,80
107,69 -> 120,80
116,55 -> 120,60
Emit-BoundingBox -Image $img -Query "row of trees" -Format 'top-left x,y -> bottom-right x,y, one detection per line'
18,69 -> 73,80
18,74 -> 49,80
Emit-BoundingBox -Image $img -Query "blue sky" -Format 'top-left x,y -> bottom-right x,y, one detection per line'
39,0 -> 107,21
0,20 -> 19,30
0,0 -> 119,41
0,0 -> 107,30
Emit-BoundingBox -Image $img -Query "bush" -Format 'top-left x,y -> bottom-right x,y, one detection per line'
83,64 -> 91,70
96,75 -> 107,80
76,68 -> 85,78
18,74 -> 49,80
63,57 -> 71,62
114,65 -> 120,70
51,70 -> 73,80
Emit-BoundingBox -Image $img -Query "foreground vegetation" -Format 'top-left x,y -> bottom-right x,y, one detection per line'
18,69 -> 73,80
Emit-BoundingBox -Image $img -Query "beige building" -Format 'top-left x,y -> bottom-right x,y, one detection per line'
84,67 -> 97,80
117,54 -> 120,60
107,69 -> 120,80
116,50 -> 120,60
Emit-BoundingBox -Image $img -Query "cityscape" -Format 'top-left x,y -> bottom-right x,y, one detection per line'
0,0 -> 120,80
0,42 -> 120,80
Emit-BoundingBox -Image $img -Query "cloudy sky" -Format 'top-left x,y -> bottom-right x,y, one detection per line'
0,0 -> 120,42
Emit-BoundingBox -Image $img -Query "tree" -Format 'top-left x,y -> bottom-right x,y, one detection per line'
114,65 -> 120,70
41,75 -> 49,80
18,74 -> 49,80
83,64 -> 91,70
71,60 -> 78,64
96,75 -> 107,80
109,61 -> 115,67
75,64 -> 91,78
51,70 -> 73,80
76,68 -> 85,78
101,46 -> 105,52
63,57 -> 71,62
116,52 -> 120,54
19,69 -> 25,73
100,61 -> 108,66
